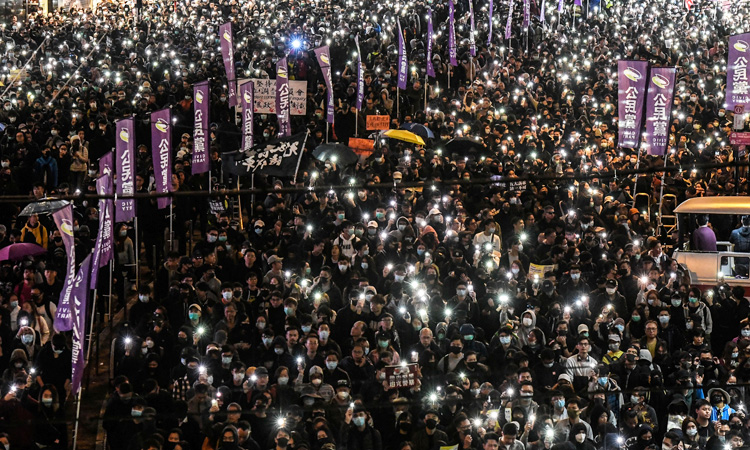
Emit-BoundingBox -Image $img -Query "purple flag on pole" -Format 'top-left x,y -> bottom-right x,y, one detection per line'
276,58 -> 291,137
523,0 -> 530,28
645,67 -> 676,156
219,22 -> 237,107
313,46 -> 335,123
727,34 -> 750,111
488,0 -> 494,45
469,0 -> 476,56
574,0 -> 582,7
115,118 -> 135,222
192,81 -> 210,175
355,37 -> 365,110
99,151 -> 113,179
449,0 -> 457,66
397,21 -> 408,90
540,0 -> 546,23
241,81 -> 254,151
505,0 -> 514,39
617,60 -> 649,149
427,11 -> 435,77
52,205 -> 75,331
558,0 -> 563,13
71,253 -> 93,395
151,108 -> 172,209
91,174 -> 113,289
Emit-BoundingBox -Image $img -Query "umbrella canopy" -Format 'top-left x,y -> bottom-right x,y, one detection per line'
0,243 -> 47,261
312,143 -> 359,166
19,198 -> 70,217
382,129 -> 426,146
400,123 -> 435,139
443,137 -> 487,155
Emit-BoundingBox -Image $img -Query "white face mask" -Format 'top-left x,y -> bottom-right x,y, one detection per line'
522,317 -> 533,327
606,287 -> 616,295
576,433 -> 586,443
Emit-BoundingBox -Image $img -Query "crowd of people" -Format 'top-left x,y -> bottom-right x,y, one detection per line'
1,0 -> 750,449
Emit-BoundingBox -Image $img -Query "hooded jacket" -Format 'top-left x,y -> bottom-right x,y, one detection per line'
517,309 -> 537,347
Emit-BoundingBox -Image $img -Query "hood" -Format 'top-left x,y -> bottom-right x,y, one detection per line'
520,309 -> 537,328
436,322 -> 448,337
10,348 -> 28,364
707,387 -> 731,405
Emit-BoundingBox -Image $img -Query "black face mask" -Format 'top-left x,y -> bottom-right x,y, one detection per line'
276,437 -> 289,448
449,345 -> 462,355
425,418 -> 438,430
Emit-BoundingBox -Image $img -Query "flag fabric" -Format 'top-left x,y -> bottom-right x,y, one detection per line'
91,174 -> 113,288
240,81 -> 254,151
115,118 -> 136,221
355,37 -> 365,110
469,0 -> 476,56
727,34 -> 750,111
488,0 -> 494,45
313,46 -> 335,123
70,253 -> 93,395
505,0 -> 515,39
685,0 -> 693,10
150,108 -> 172,209
99,151 -> 113,179
449,0 -> 457,66
523,0 -> 530,29
645,67 -> 677,156
558,0 -> 563,13
427,10 -> 435,77
617,60 -> 649,149
397,20 -> 408,90
192,81 -> 210,175
52,205 -> 75,331
276,58 -> 291,137
219,22 -> 237,107
223,131 -> 307,177
540,0 -> 546,23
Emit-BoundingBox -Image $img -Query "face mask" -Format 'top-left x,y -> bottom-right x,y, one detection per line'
457,289 -> 467,296
398,224 -> 406,232
631,395 -> 641,404
132,409 -> 143,417
733,352 -> 739,358
394,274 -> 405,282
207,235 -> 217,243
522,318 -> 533,327
499,336 -> 511,345
353,417 -> 366,427
511,267 -> 520,275
555,399 -> 566,409
22,334 -> 33,345
742,329 -> 750,337
278,376 -> 289,385
576,433 -> 586,443
10,301 -> 18,309
302,325 -> 312,334
276,437 -> 289,448
337,390 -> 349,400
284,307 -> 293,316
222,356 -> 232,365
189,313 -> 199,321
319,330 -> 330,340
223,291 -> 233,300
42,397 -> 53,406
449,345 -> 462,354
571,273 -> 580,281
606,288 -> 617,295
233,373 -> 244,383
326,361 -> 338,371
274,348 -> 284,355
687,428 -> 698,437
338,264 -> 348,273
689,296 -> 699,304
658,316 -> 670,324
609,343 -> 620,352
312,378 -> 322,386
632,315 -> 641,322
598,377 -> 608,386
544,362 -> 554,368
262,337 -> 273,346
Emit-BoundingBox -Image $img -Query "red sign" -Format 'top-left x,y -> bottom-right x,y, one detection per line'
384,364 -> 419,388
730,132 -> 750,145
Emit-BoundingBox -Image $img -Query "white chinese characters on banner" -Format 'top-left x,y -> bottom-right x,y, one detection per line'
241,79 -> 307,115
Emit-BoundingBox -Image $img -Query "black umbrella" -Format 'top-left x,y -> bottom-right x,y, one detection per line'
19,198 -> 70,216
443,137 -> 487,155
312,143 -> 359,166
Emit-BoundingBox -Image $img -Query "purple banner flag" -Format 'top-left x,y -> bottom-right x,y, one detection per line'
449,0 -> 457,66
91,174 -> 113,288
617,61 -> 649,149
488,0 -> 494,45
99,151 -> 113,179
240,81 -> 254,151
558,0 -> 563,13
645,67 -> 676,156
355,37 -> 365,110
313,46 -> 335,123
219,22 -> 237,107
276,58 -> 291,137
540,0 -> 546,23
523,0 -> 530,28
727,34 -> 750,111
71,253 -> 93,395
505,0 -> 515,39
427,11 -> 435,77
397,21 -> 408,90
151,108 -> 172,209
52,205 -> 75,331
192,81 -> 210,175
115,118 -> 135,222
469,0 -> 476,56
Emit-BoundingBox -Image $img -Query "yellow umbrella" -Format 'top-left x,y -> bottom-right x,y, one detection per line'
383,129 -> 426,146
